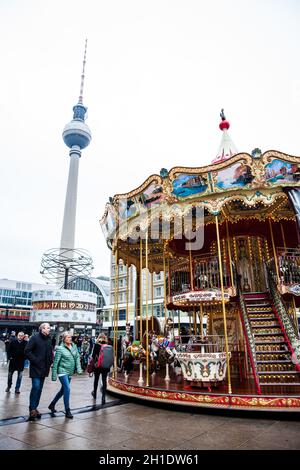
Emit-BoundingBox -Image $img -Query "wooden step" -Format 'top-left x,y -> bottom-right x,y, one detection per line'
254,340 -> 285,345
256,350 -> 290,355
251,324 -> 280,328
248,316 -> 276,320
246,303 -> 272,308
258,371 -> 300,375
260,383 -> 300,386
253,332 -> 283,337
257,360 -> 291,364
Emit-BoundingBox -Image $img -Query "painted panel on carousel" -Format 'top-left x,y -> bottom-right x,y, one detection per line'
102,206 -> 117,238
215,162 -> 254,190
265,159 -> 300,184
172,173 -> 208,198
138,182 -> 167,208
118,197 -> 139,220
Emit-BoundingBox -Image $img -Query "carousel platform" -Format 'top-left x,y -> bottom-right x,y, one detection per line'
108,369 -> 300,413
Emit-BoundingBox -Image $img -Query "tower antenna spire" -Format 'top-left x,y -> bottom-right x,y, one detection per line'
78,38 -> 88,104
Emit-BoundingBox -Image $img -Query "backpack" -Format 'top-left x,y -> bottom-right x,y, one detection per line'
96,344 -> 114,369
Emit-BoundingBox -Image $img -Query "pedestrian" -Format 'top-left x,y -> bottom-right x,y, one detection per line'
91,333 -> 114,405
23,334 -> 30,369
48,331 -> 82,419
24,323 -> 53,421
5,331 -> 26,394
81,336 -> 90,370
2,334 -> 9,366
9,331 -> 16,343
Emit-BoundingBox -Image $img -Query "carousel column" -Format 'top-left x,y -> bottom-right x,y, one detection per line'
151,271 -> 154,332
193,309 -> 197,335
134,264 -> 141,341
189,245 -> 194,290
215,215 -> 232,394
145,233 -> 149,387
226,220 -> 234,289
138,236 -> 144,385
280,223 -> 287,250
200,304 -> 204,338
126,256 -> 129,324
113,249 -> 119,379
139,237 -> 143,342
163,242 -> 168,320
268,219 -> 280,285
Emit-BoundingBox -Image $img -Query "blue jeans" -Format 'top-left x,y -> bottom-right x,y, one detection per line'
29,377 -> 45,411
7,370 -> 23,391
52,375 -> 72,410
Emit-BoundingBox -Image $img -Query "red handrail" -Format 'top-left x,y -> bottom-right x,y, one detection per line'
238,307 -> 262,395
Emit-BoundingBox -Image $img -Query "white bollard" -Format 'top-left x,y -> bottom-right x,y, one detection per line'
165,363 -> 170,381
137,362 -> 144,385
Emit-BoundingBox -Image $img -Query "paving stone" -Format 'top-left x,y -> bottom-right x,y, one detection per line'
12,427 -> 75,448
0,436 -> 35,450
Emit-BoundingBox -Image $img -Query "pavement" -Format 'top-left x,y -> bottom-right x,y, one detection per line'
0,363 -> 300,450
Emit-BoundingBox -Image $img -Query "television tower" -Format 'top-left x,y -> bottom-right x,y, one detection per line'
60,39 -> 92,250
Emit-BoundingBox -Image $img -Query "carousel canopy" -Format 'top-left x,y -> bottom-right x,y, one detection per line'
100,112 -> 300,267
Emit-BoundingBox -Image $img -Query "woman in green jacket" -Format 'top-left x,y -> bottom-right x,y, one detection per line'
48,331 -> 82,419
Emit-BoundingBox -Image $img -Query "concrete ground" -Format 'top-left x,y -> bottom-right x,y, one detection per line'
0,364 -> 300,450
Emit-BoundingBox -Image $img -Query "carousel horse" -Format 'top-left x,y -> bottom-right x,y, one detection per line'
123,340 -> 146,376
150,318 -> 177,369
121,322 -> 133,366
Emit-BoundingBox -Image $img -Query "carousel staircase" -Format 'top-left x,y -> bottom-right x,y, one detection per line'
243,293 -> 300,389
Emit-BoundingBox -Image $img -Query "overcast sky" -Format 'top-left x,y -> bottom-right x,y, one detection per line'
0,0 -> 300,284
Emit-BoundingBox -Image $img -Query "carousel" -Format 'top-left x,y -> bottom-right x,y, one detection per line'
100,110 -> 300,411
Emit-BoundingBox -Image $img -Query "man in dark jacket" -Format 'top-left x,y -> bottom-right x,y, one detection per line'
24,323 -> 53,421
5,331 -> 26,393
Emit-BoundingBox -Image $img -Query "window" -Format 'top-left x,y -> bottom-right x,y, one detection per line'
155,305 -> 162,317
155,287 -> 162,298
119,309 -> 126,320
155,273 -> 162,281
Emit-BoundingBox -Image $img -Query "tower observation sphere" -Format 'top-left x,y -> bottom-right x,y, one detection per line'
62,103 -> 92,150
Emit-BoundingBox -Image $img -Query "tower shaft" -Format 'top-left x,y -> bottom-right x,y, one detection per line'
60,147 -> 81,250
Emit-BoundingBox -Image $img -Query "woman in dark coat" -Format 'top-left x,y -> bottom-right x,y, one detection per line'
91,334 -> 114,405
6,332 -> 26,393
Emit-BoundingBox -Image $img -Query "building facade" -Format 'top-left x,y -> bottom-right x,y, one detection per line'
0,278 -> 50,334
67,275 -> 110,334
103,255 -> 194,336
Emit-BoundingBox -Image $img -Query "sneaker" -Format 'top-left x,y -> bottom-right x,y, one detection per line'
15,390 -> 20,394
5,387 -> 10,393
101,396 -> 106,406
35,410 -> 42,419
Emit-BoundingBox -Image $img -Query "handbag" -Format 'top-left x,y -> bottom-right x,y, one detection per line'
87,355 -> 96,375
